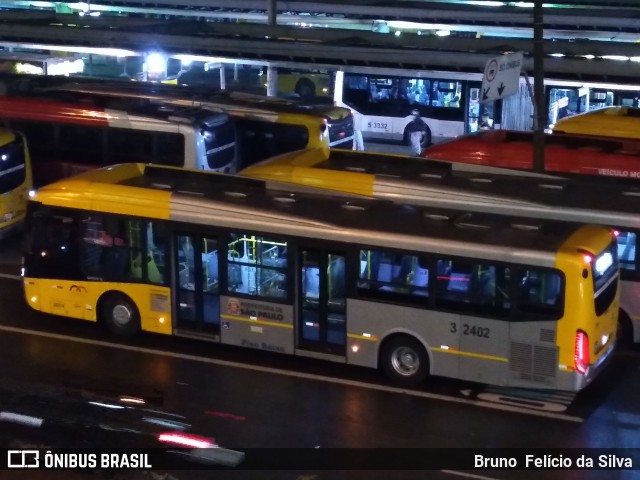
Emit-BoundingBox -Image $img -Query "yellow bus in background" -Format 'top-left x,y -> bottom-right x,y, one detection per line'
0,128 -> 32,238
23,163 -> 618,391
267,68 -> 332,99
553,106 -> 640,140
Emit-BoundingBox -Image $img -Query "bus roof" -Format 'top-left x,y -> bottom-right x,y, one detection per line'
31,163 -> 599,265
430,129 -> 640,154
422,129 -> 640,179
0,95 -> 228,128
239,147 -> 640,229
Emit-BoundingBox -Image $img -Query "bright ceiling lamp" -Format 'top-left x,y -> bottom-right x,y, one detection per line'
601,55 -> 630,61
467,1 -> 506,5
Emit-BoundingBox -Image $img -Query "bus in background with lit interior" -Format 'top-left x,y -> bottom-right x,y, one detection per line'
0,51 -> 85,77
0,128 -> 32,238
23,163 -> 618,391
334,68 -> 640,145
0,95 -> 235,186
334,70 -> 498,147
240,147 -> 640,348
422,129 -> 640,180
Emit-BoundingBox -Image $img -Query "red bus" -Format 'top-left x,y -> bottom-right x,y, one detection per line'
422,129 -> 640,180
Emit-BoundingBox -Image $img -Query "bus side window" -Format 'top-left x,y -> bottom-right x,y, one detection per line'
107,128 -> 154,164
516,269 -> 563,317
357,249 -> 429,299
435,259 -> 510,315
58,124 -> 105,167
155,132 -> 184,167
227,233 -> 288,299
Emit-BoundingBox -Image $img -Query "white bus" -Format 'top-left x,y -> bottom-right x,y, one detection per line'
334,69 -> 640,145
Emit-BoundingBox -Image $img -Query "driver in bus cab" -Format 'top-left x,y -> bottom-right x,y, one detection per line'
406,109 -> 427,155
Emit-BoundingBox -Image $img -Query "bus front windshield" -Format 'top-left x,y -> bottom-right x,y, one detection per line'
0,133 -> 27,194
203,118 -> 237,171
592,240 -> 619,316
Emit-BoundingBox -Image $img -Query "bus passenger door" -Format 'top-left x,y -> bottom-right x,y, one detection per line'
174,233 -> 221,338
298,249 -> 347,356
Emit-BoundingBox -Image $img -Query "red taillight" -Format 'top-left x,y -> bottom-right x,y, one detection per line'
575,330 -> 590,375
613,230 -> 620,237
583,254 -> 593,264
158,432 -> 216,449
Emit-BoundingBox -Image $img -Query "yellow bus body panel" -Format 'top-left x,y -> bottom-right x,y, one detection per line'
555,225 -> 618,369
24,278 -> 172,335
241,148 -> 376,197
553,106 -> 640,140
32,163 -> 172,220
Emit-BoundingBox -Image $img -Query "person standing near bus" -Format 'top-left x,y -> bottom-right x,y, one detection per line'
406,109 -> 427,155
353,110 -> 365,151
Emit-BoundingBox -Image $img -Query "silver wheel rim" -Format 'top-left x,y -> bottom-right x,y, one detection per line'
112,304 -> 132,326
391,346 -> 420,377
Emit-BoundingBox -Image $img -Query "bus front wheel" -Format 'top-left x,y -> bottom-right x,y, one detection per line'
99,292 -> 141,337
380,335 -> 429,387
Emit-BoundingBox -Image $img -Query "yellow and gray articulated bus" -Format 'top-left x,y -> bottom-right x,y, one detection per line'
23,163 -> 618,391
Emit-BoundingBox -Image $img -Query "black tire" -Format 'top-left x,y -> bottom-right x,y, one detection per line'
100,293 -> 141,337
295,78 -> 316,99
380,336 -> 429,387
616,310 -> 633,351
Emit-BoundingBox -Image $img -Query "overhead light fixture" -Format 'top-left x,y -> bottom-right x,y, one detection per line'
435,30 -> 451,37
601,55 -> 630,61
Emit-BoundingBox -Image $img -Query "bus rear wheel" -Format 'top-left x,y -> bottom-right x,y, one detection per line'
380,335 -> 429,387
100,292 -> 141,337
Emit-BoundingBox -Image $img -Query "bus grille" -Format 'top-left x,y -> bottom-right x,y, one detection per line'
509,342 -> 558,383
539,328 -> 555,343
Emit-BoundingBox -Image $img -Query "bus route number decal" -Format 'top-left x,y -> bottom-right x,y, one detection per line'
450,323 -> 490,338
367,121 -> 388,130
